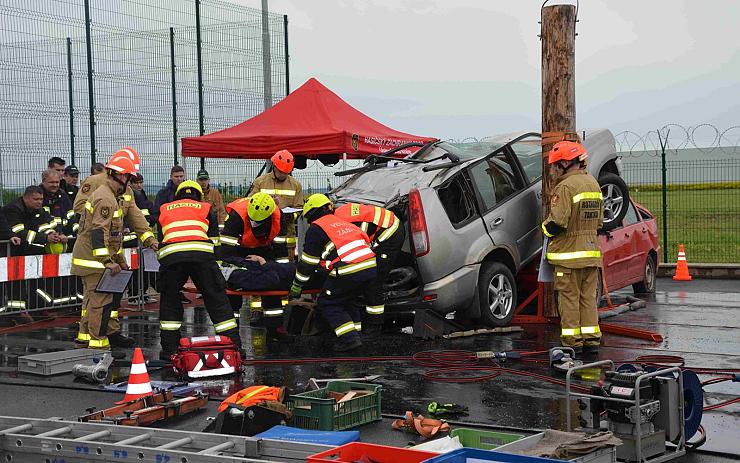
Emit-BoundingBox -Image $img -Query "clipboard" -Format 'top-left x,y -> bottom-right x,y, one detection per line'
96,269 -> 134,294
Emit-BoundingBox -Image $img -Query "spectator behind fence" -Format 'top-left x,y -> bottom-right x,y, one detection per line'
126,173 -> 157,304
197,169 -> 227,229
152,165 -> 186,224
3,185 -> 62,256
61,164 -> 80,203
40,169 -> 77,240
91,163 -> 105,175
48,156 -> 66,176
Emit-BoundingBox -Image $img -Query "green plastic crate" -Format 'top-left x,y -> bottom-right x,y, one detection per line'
450,428 -> 526,450
286,381 -> 382,431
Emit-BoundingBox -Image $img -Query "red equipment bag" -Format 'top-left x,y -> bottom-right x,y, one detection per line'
171,336 -> 241,379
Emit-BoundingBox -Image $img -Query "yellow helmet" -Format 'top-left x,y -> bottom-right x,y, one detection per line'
45,242 -> 65,255
176,180 -> 203,200
303,194 -> 332,219
248,192 -> 276,222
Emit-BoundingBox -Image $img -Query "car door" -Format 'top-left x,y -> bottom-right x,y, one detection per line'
600,201 -> 642,291
467,150 -> 536,266
621,200 -> 648,284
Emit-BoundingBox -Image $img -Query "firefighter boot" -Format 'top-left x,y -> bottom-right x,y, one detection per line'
334,333 -> 362,352
362,323 -> 382,341
108,332 -> 136,348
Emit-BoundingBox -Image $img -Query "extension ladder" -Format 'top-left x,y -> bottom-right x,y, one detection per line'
0,416 -> 329,462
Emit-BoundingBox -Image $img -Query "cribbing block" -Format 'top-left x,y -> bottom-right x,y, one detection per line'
412,310 -> 465,340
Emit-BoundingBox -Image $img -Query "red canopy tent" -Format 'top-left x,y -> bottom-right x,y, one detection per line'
181,78 -> 437,160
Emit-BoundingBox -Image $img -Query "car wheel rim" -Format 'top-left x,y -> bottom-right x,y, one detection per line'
646,259 -> 655,291
488,274 -> 513,319
601,183 -> 624,222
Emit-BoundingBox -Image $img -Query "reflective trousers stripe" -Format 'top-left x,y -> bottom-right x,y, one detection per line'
214,318 -> 238,332
354,322 -> 362,332
561,327 -> 581,336
366,305 -> 384,315
76,333 -> 91,342
581,325 -> 601,334
264,309 -> 284,317
89,338 -> 110,348
546,250 -> 601,261
160,321 -> 182,330
335,321 -> 356,336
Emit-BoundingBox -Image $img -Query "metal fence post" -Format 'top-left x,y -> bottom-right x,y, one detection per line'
67,37 -> 75,165
261,0 -> 272,110
284,15 -> 289,95
83,0 -> 96,164
170,27 -> 178,166
658,129 -> 669,263
195,0 -> 205,170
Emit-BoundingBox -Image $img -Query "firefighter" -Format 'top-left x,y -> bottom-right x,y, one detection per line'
73,147 -> 140,217
541,141 -> 604,353
334,202 -> 405,337
156,180 -> 242,359
248,150 -> 304,260
220,192 -> 293,341
72,150 -> 157,349
289,194 -> 377,352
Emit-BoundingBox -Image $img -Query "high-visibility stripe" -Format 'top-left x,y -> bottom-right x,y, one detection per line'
377,218 -> 400,242
380,210 -> 393,228
300,253 -> 320,265
572,192 -> 603,203
214,318 -> 238,332
561,328 -> 581,336
220,235 -> 240,246
259,188 -> 296,196
72,223 -> 79,232
581,325 -> 601,334
35,289 -> 53,303
8,300 -> 26,309
360,222 -> 369,233
335,321 -> 356,336
92,247 -> 110,257
295,272 -> 310,282
546,250 -> 601,261
264,309 -> 284,317
110,311 -> 119,319
334,258 -> 376,276
250,300 -> 262,308
139,231 -> 155,243
73,258 -> 106,269
281,297 -> 289,307
116,247 -> 124,255
354,322 -> 362,332
157,242 -> 214,259
76,333 -> 91,342
286,237 -> 297,245
273,236 -> 288,243
140,208 -> 150,216
321,242 -> 335,259
235,385 -> 271,405
275,258 -> 290,263
122,193 -> 133,201
160,321 -> 183,330
85,201 -> 93,213
366,305 -> 384,315
11,224 -> 24,233
541,222 -> 554,238
161,220 -> 208,234
66,210 -> 75,219
81,309 -> 87,316
123,234 -> 137,242
27,230 -> 37,243
112,208 -> 123,218
89,338 -> 110,348
38,221 -> 55,232
163,229 -> 208,242
211,237 -> 220,245
341,248 -> 374,263
336,239 -> 367,257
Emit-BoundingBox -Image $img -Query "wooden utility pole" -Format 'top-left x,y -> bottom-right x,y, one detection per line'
541,4 -> 578,317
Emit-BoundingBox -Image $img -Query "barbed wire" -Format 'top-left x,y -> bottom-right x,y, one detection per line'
446,124 -> 740,157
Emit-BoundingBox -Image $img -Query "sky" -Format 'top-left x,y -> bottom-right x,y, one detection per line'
235,0 -> 740,144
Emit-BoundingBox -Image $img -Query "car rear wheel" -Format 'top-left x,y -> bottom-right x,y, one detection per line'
599,173 -> 629,231
478,262 -> 517,327
633,254 -> 657,294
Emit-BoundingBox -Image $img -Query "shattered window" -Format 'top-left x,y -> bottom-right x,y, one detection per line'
437,174 -> 476,226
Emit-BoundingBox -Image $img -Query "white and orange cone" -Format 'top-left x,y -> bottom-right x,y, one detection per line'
116,347 -> 153,404
672,244 -> 692,281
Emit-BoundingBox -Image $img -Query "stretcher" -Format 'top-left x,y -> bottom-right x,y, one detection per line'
182,282 -> 319,297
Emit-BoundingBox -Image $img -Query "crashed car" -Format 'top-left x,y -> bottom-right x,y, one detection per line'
331,130 -> 641,326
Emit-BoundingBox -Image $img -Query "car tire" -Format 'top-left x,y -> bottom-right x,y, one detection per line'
384,267 -> 416,290
478,262 -> 517,327
633,254 -> 657,294
598,173 -> 629,231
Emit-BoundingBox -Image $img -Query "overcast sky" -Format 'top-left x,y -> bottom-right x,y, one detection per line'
236,0 -> 739,143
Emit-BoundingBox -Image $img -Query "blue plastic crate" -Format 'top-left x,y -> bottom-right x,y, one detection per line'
254,425 -> 359,446
423,448 -> 566,463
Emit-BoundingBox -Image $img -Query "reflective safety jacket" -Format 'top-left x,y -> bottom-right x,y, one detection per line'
293,214 -> 376,288
2,197 -> 58,256
218,385 -> 283,413
334,203 -> 400,244
249,173 -> 303,240
72,182 -> 156,276
542,170 -> 604,268
220,198 -> 289,262
73,173 -> 136,218
157,199 -> 219,265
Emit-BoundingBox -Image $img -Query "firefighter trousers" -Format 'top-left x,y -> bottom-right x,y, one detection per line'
553,265 -> 601,347
318,267 -> 377,340
364,227 -> 406,326
159,260 -> 241,353
76,273 -> 121,349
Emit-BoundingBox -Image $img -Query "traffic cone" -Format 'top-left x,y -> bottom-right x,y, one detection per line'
116,347 -> 153,404
672,244 -> 692,281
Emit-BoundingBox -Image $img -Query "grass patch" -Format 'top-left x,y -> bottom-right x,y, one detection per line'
630,189 -> 740,263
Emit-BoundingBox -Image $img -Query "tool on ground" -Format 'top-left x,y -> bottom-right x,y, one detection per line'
392,411 -> 450,439
117,347 -> 153,403
566,360 -> 701,462
72,351 -> 123,383
475,350 -> 522,361
79,390 -> 209,426
0,416 -> 330,462
427,401 -> 469,417
172,335 -> 241,379
549,347 -> 582,372
307,375 -> 381,390
672,244 -> 692,281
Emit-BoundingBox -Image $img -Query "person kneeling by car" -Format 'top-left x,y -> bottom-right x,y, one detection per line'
288,194 -> 377,352
334,202 -> 405,338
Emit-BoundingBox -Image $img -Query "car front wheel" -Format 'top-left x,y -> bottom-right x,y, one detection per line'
633,255 -> 657,294
599,173 -> 629,231
478,262 -> 517,327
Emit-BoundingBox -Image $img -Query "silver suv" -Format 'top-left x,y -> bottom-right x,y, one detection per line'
331,130 -> 624,326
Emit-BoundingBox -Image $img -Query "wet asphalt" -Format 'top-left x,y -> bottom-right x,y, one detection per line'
0,277 -> 738,461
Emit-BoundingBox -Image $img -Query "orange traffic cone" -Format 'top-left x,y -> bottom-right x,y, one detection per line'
672,244 -> 692,281
116,347 -> 153,404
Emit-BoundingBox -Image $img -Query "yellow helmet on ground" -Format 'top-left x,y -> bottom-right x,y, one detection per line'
303,194 -> 332,218
176,180 -> 203,200
248,192 -> 276,222
45,242 -> 65,254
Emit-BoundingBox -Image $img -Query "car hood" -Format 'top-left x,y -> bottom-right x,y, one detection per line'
331,162 -> 445,206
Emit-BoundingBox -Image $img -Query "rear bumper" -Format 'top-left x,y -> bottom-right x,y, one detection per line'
386,263 -> 480,315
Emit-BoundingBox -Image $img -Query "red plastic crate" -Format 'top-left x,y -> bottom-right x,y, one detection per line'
307,442 -> 438,463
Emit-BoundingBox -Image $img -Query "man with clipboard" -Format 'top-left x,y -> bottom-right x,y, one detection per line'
71,149 -> 158,349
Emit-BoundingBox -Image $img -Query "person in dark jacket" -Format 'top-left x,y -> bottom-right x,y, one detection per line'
40,169 -> 77,238
152,165 -> 185,224
60,164 -> 80,204
126,173 -> 156,303
220,255 -> 296,291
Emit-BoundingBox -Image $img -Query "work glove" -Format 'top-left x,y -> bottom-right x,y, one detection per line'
427,401 -> 469,417
288,282 -> 302,301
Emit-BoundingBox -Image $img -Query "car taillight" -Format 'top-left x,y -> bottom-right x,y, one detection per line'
408,188 -> 429,257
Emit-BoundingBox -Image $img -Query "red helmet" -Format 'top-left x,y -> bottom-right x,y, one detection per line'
112,147 -> 140,171
548,141 -> 587,164
271,149 -> 294,174
106,153 -> 138,175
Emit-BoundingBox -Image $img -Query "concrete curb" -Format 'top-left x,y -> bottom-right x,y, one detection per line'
658,263 -> 740,279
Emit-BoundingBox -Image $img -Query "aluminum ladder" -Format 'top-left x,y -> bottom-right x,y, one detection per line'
0,416 -> 330,462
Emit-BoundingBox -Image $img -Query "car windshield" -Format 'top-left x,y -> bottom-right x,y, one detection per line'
433,141 -> 505,161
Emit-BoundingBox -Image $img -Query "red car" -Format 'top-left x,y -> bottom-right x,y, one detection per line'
598,199 -> 660,301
